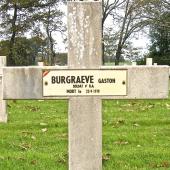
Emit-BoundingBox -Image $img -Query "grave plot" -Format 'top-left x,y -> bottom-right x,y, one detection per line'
1,1 -> 169,170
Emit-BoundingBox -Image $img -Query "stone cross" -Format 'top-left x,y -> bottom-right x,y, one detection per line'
2,1 -> 169,170
0,56 -> 7,122
146,58 -> 153,65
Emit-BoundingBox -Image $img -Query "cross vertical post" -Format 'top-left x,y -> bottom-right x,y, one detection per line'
68,1 -> 102,169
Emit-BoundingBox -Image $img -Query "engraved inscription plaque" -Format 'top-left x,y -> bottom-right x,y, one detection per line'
43,70 -> 127,96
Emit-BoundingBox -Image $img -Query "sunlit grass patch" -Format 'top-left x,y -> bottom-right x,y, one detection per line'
0,98 -> 169,169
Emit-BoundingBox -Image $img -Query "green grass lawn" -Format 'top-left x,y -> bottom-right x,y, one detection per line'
0,99 -> 170,170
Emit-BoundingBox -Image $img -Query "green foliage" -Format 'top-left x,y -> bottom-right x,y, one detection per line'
103,28 -> 117,63
55,53 -> 67,65
136,58 -> 145,65
0,37 -> 46,66
0,0 -> 39,38
0,40 -> 9,56
0,0 -> 65,66
148,12 -> 170,65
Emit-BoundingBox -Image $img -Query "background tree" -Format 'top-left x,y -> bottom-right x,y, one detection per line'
143,0 -> 170,27
103,0 -> 170,65
0,0 -> 65,66
148,12 -> 170,65
103,27 -> 119,63
37,1 -> 66,65
0,37 -> 46,65
29,0 -> 66,65
123,42 -> 142,62
102,0 -> 126,63
111,0 -> 153,65
0,0 -> 40,65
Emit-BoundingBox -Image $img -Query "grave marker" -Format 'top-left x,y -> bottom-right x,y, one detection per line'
132,61 -> 137,66
146,58 -> 153,65
37,62 -> 44,66
68,2 -> 102,169
0,56 -> 7,123
2,1 -> 169,170
43,69 -> 127,96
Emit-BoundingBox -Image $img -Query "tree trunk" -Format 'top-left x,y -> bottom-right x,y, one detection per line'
102,1 -> 105,65
115,44 -> 122,65
102,41 -> 105,64
49,35 -> 55,65
46,6 -> 56,66
8,4 -> 18,66
114,0 -> 129,65
102,22 -> 105,65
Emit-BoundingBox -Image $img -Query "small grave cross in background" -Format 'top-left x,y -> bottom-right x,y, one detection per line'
2,1 -> 169,170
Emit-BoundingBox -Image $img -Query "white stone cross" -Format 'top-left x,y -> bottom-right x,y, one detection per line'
2,1 -> 169,170
0,56 -> 7,122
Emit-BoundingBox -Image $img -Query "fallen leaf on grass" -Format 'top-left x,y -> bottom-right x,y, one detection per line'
57,154 -> 67,164
133,123 -> 140,127
17,157 -> 26,161
121,104 -> 132,107
114,140 -> 129,145
165,103 -> 170,109
7,104 -> 11,108
0,156 -> 5,160
103,120 -> 108,125
40,113 -> 45,115
150,161 -> 170,168
116,119 -> 125,124
41,128 -> 48,132
21,131 -> 33,135
19,143 -> 32,150
140,104 -> 154,111
24,105 -> 40,112
102,153 -> 111,161
45,116 -> 51,119
165,103 -> 170,107
40,122 -> 48,126
56,133 -> 68,139
126,109 -> 134,112
112,119 -> 126,128
31,136 -> 36,140
161,161 -> 170,168
31,160 -> 37,165
148,104 -> 154,109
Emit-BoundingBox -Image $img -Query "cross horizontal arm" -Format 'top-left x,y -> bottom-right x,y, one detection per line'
3,66 -> 68,100
101,66 -> 169,99
3,66 -> 169,100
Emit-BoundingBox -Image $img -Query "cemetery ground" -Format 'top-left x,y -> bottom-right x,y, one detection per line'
0,98 -> 170,170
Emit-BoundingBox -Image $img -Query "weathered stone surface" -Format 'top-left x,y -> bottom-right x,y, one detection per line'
3,66 -> 68,100
101,66 -> 169,99
3,66 -> 169,100
69,97 -> 102,170
0,56 -> 7,123
68,2 -> 102,170
67,1 -> 102,69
